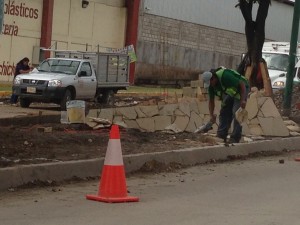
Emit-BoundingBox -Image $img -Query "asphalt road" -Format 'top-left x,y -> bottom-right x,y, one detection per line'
0,154 -> 300,225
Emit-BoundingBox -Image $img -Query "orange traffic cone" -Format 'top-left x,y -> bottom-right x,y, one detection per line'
86,125 -> 139,203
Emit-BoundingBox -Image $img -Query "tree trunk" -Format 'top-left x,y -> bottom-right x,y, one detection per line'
237,0 -> 271,89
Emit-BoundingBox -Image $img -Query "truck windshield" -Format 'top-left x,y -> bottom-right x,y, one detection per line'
39,59 -> 80,75
262,53 -> 289,72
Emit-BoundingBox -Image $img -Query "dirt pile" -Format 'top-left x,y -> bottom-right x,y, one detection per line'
0,123 -> 214,168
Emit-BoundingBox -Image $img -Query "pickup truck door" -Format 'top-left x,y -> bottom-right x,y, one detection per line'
77,62 -> 97,99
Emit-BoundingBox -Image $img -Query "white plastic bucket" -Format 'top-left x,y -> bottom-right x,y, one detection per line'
66,100 -> 86,124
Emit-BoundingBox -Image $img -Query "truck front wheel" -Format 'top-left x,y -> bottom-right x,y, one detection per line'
60,89 -> 73,110
20,98 -> 31,108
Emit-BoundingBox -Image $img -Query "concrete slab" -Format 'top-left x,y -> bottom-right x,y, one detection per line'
286,125 -> 300,132
116,107 -> 137,120
260,97 -> 281,118
257,97 -> 268,108
258,116 -> 289,137
242,123 -> 251,136
124,119 -> 140,130
183,87 -> 197,97
172,116 -> 190,131
248,118 -> 260,125
98,108 -> 115,122
86,109 -> 99,118
249,124 -> 264,136
165,123 -> 183,133
175,109 -> 186,116
140,105 -> 159,117
191,80 -> 204,88
113,115 -> 123,123
178,102 -> 191,116
136,118 -> 155,132
246,97 -> 259,120
159,104 -> 178,116
134,106 -> 147,118
185,111 -> 204,132
189,100 -> 200,114
154,116 -> 172,131
198,101 -> 210,114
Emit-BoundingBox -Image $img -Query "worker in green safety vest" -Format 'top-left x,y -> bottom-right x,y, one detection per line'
202,67 -> 250,143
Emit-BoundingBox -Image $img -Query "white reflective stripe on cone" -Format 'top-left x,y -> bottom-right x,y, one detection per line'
103,139 -> 124,166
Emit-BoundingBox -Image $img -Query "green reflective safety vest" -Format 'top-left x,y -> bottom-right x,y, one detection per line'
215,69 -> 249,100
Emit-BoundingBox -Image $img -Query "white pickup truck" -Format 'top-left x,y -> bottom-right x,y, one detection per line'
262,42 -> 300,91
13,51 -> 130,109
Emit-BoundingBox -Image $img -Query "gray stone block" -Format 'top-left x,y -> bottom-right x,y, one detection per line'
136,118 -> 155,132
179,102 -> 191,116
116,107 -> 137,120
173,116 -> 190,131
124,119 -> 140,130
140,105 -> 159,117
159,104 -> 178,116
258,116 -> 289,137
154,116 -> 172,131
198,101 -> 210,114
99,108 -> 115,122
185,111 -> 204,132
134,106 -> 147,118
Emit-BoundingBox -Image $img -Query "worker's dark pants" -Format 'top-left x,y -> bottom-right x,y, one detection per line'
10,92 -> 18,104
217,91 -> 249,143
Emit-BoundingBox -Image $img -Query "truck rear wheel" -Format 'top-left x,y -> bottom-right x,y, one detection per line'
60,89 -> 72,110
20,98 -> 31,108
99,90 -> 115,106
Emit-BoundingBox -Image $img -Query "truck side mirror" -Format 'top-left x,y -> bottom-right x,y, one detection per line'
78,71 -> 87,77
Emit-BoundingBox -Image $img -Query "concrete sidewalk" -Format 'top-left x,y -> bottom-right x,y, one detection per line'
1,136 -> 300,191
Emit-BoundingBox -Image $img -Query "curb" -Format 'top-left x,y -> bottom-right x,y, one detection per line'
1,137 -> 300,191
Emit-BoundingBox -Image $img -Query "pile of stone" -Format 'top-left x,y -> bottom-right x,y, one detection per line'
182,76 -> 207,101
86,95 -> 300,137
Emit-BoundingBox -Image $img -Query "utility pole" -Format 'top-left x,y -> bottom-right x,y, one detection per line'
0,0 -> 4,33
283,0 -> 300,115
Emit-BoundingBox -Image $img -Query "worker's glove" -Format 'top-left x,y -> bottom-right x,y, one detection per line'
235,107 -> 248,124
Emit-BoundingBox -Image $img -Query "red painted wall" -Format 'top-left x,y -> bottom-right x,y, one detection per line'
40,0 -> 54,59
125,0 -> 140,84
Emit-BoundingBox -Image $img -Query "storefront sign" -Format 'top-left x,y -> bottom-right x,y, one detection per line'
1,0 -> 39,36
0,61 -> 15,76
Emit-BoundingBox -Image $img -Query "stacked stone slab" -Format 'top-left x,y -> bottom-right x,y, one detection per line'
243,96 -> 290,137
86,96 -> 296,137
182,77 -> 207,101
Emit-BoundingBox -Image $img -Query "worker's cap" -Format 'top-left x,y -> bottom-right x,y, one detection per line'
201,71 -> 213,88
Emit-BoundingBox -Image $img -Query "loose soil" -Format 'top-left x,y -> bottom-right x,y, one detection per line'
1,89 -> 299,169
0,121 -> 218,168
0,94 -> 222,168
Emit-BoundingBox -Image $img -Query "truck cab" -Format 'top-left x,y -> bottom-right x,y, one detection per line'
13,58 -> 97,109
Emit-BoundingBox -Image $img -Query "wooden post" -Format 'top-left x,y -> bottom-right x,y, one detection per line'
244,63 -> 272,97
259,62 -> 273,97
